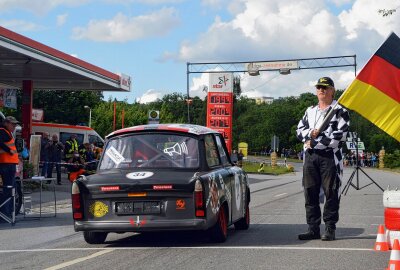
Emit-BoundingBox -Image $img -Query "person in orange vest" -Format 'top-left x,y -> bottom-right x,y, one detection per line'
0,116 -> 19,221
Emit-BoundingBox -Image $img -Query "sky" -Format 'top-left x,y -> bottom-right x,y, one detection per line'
0,0 -> 399,103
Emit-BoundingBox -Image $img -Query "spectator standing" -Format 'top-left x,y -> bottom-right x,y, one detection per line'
47,134 -> 64,185
371,153 -> 377,167
0,116 -> 19,221
40,132 -> 50,177
237,150 -> 244,168
93,142 -> 103,160
296,77 -> 349,241
366,152 -> 371,167
352,154 -> 356,167
64,134 -> 79,161
83,143 -> 96,171
78,143 -> 87,160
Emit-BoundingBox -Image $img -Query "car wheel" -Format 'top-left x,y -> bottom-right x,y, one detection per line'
234,205 -> 250,230
209,205 -> 228,243
83,231 -> 108,244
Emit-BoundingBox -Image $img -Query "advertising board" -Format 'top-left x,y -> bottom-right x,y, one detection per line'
207,73 -> 233,153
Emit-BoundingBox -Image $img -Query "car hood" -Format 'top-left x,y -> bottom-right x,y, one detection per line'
79,169 -> 204,193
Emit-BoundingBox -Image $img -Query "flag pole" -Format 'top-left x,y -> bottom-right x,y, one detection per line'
316,53 -> 359,134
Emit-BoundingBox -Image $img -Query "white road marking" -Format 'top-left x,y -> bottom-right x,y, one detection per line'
0,246 -> 373,253
43,249 -> 114,270
274,193 -> 287,197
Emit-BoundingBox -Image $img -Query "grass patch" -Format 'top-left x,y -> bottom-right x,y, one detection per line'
242,161 -> 294,175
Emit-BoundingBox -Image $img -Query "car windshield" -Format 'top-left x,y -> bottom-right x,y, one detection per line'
99,133 -> 199,170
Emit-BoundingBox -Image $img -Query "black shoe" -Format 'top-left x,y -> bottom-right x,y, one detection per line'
57,182 -> 62,185
321,228 -> 336,241
298,229 -> 320,240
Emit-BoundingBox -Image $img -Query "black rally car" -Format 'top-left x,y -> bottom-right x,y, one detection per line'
72,124 -> 250,244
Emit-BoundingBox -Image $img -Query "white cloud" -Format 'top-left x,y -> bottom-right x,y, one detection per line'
0,19 -> 40,32
190,72 -> 210,99
72,8 -> 180,42
338,0 -> 400,39
175,0 -> 400,99
136,89 -> 163,103
0,0 -> 90,15
57,13 -> 68,27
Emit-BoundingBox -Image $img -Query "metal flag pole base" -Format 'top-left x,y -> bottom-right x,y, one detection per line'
342,165 -> 384,195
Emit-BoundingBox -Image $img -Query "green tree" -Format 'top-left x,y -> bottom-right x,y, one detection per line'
32,90 -> 103,124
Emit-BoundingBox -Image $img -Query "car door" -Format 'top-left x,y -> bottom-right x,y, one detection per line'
204,134 -> 231,218
214,134 -> 238,223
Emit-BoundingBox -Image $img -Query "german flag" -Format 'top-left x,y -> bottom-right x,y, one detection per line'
339,32 -> 400,142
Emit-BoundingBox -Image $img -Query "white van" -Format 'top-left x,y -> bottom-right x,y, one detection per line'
31,122 -> 104,147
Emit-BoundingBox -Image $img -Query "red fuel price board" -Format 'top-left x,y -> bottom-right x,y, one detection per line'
207,92 -> 233,153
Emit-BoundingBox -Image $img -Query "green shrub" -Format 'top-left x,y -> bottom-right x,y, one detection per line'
384,150 -> 400,169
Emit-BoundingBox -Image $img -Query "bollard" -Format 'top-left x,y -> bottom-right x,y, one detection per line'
379,146 -> 385,169
271,152 -> 277,168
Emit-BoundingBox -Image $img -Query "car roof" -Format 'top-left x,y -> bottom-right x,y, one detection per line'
106,124 -> 219,139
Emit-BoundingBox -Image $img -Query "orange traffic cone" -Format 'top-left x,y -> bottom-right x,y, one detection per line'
387,239 -> 400,270
375,224 -> 389,251
386,229 -> 400,250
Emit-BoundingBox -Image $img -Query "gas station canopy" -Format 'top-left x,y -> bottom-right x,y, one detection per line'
0,26 -> 131,91
0,26 -> 131,147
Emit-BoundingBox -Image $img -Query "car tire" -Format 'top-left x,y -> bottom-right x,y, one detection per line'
83,231 -> 108,244
234,205 -> 250,230
209,205 -> 228,243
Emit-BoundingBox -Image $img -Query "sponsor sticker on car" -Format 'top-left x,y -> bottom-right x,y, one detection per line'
105,146 -> 125,165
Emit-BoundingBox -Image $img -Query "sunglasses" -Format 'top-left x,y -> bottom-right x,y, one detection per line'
316,85 -> 330,90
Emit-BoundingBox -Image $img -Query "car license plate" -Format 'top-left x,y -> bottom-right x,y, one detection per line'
115,201 -> 160,215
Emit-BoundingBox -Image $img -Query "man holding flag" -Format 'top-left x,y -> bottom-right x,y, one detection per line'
296,77 -> 350,241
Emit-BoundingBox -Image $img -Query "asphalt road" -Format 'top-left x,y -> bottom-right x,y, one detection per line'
0,167 -> 398,270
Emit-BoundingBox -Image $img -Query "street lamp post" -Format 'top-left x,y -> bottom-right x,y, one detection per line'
84,105 -> 91,127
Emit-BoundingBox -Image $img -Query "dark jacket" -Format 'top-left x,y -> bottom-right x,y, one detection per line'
40,138 -> 50,161
48,141 -> 64,162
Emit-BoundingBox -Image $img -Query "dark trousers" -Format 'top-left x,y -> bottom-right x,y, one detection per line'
303,150 -> 340,231
41,160 -> 49,177
0,164 -> 16,217
47,162 -> 61,183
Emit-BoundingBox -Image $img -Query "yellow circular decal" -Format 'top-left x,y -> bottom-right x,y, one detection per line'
89,201 -> 109,218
